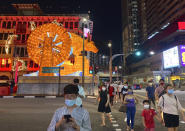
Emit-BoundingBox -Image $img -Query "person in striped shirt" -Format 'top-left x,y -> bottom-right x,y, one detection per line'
47,84 -> 92,131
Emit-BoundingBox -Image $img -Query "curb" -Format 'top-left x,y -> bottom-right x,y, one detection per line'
0,96 -> 63,98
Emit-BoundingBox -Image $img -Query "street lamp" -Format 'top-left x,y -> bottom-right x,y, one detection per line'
82,18 -> 88,89
149,51 -> 155,55
108,41 -> 112,83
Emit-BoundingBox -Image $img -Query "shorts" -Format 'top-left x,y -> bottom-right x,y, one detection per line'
145,128 -> 154,131
163,113 -> 179,127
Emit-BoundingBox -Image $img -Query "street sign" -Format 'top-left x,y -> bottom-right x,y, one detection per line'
42,67 -> 64,73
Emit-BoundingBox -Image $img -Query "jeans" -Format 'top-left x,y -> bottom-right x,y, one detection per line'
126,106 -> 136,129
148,97 -> 155,106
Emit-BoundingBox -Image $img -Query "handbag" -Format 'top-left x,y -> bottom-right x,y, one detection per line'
119,104 -> 127,112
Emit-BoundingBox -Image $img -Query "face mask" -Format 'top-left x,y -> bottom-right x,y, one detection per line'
144,104 -> 150,109
124,86 -> 128,89
160,83 -> 164,86
128,91 -> 133,95
102,87 -> 106,91
65,99 -> 76,107
168,89 -> 174,94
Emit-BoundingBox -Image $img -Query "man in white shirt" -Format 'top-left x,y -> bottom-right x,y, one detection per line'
74,78 -> 85,107
47,84 -> 91,131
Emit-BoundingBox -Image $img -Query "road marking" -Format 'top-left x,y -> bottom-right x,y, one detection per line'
45,96 -> 56,98
112,124 -> 119,127
3,96 -> 14,98
111,120 -> 117,123
24,96 -> 35,98
87,96 -> 96,99
135,94 -> 147,99
115,129 -> 122,131
180,121 -> 185,124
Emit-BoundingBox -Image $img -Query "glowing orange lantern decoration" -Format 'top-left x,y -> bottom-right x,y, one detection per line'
27,23 -> 72,76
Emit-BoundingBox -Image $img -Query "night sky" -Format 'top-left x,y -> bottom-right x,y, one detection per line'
0,0 -> 122,55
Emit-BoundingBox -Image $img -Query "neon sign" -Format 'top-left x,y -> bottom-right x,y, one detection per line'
180,45 -> 185,66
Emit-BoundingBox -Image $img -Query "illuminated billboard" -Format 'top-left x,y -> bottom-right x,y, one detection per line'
163,46 -> 180,69
180,45 -> 185,66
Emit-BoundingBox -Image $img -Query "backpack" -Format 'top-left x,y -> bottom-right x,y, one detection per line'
162,95 -> 178,108
158,90 -> 166,98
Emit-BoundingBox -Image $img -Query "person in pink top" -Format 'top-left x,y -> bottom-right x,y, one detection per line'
155,79 -> 165,102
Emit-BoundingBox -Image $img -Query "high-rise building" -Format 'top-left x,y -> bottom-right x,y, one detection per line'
140,0 -> 185,42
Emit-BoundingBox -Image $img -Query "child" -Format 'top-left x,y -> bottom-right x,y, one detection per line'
141,100 -> 161,131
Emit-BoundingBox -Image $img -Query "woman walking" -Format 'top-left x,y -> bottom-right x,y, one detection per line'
124,88 -> 138,131
98,83 -> 112,126
158,84 -> 185,131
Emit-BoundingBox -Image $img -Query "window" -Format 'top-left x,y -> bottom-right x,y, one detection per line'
9,47 -> 11,54
0,33 -> 3,40
65,22 -> 68,28
4,33 -> 8,40
27,34 -> 29,40
29,61 -> 33,68
7,21 -> 11,29
25,48 -> 28,57
74,22 -> 78,28
22,34 -> 25,41
17,34 -> 21,41
2,47 -> 5,54
22,22 -> 27,33
69,22 -> 73,29
12,21 -> 16,28
6,60 -> 9,68
17,22 -> 22,33
16,47 -> 20,56
2,21 -> 6,28
20,47 -> 24,57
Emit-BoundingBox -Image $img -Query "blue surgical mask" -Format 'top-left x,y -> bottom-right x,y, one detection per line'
168,89 -> 174,94
124,86 -> 128,89
65,99 -> 76,107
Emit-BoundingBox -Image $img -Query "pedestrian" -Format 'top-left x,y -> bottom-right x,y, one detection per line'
121,82 -> 129,122
142,100 -> 162,131
155,79 -> 165,102
108,83 -> 115,106
113,82 -> 119,104
118,82 -> 123,101
146,81 -> 156,107
98,83 -> 112,126
47,84 -> 91,131
73,78 -> 85,107
121,82 -> 129,101
158,84 -> 185,131
124,88 -> 138,131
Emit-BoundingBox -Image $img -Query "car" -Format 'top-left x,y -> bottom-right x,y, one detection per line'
0,82 -> 10,96
132,84 -> 141,90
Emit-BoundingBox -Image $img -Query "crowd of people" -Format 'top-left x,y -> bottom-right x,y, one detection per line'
47,78 -> 185,131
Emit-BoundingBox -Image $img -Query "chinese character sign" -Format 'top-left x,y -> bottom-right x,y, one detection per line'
180,45 -> 185,66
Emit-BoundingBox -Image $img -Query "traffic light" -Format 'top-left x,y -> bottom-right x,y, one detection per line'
135,51 -> 141,56
89,66 -> 93,74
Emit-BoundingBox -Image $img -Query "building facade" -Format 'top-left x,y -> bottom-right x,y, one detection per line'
0,4 -> 93,80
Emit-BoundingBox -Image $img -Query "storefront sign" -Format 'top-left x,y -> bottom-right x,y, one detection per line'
180,45 -> 185,66
163,46 -> 180,69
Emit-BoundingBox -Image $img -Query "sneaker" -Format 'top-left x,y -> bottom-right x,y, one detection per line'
124,117 -> 127,122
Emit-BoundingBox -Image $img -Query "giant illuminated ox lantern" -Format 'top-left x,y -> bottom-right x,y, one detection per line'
27,21 -> 98,76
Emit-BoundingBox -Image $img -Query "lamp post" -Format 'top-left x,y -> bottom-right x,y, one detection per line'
82,18 -> 87,88
108,41 -> 112,83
